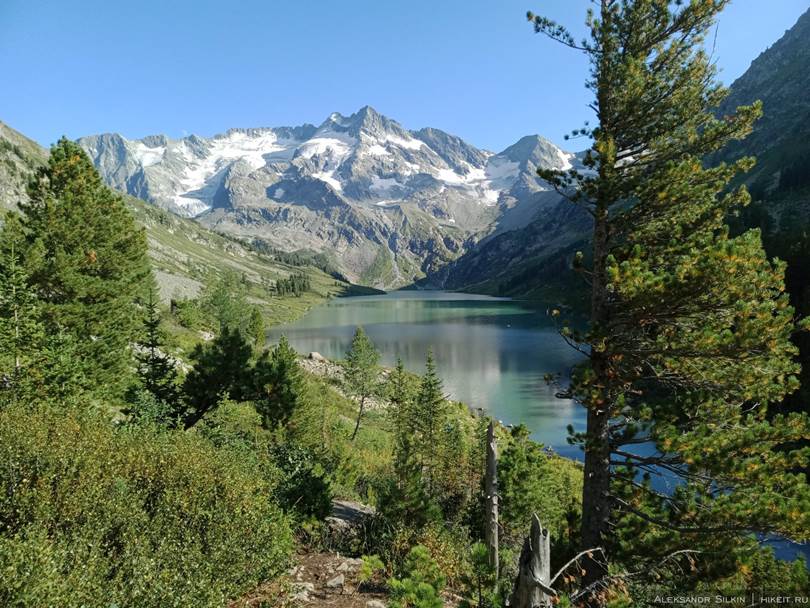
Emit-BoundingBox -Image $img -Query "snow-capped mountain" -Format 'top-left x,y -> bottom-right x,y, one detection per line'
79,106 -> 577,287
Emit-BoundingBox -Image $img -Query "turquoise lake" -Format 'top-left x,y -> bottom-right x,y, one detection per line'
268,290 -> 585,458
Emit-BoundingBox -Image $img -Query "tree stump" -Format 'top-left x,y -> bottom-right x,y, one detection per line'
510,514 -> 554,608
485,420 -> 499,579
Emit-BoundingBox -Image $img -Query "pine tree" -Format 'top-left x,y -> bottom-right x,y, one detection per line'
131,284 -> 180,421
20,138 -> 151,400
0,213 -> 43,404
530,0 -> 810,594
29,329 -> 91,405
382,357 -> 439,525
345,327 -> 381,440
200,271 -> 252,335
252,335 -> 301,429
181,327 -> 253,428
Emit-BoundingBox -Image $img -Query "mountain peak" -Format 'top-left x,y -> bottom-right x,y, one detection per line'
319,105 -> 397,138
495,135 -> 572,172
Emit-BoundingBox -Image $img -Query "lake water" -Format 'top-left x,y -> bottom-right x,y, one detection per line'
268,290 -> 586,458
271,290 -> 808,562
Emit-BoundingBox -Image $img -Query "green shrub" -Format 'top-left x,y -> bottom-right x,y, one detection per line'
389,545 -> 446,608
498,425 -> 582,546
270,442 -> 333,520
357,554 -> 386,591
459,542 -> 498,608
0,403 -> 293,608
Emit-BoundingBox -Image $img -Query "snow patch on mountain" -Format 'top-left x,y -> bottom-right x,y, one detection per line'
385,134 -> 423,150
79,106 -> 576,221
133,142 -> 165,167
297,134 -> 355,160
312,170 -> 343,191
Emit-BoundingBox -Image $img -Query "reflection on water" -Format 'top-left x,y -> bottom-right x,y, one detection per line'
268,290 -> 585,457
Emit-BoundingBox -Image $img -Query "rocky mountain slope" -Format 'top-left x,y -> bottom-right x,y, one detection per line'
714,6 -> 810,193
0,121 -> 48,212
0,120 -> 349,326
78,106 -> 577,288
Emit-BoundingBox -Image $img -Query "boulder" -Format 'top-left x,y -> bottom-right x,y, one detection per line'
290,582 -> 315,602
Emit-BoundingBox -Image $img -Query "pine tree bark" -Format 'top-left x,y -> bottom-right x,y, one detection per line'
580,205 -> 612,591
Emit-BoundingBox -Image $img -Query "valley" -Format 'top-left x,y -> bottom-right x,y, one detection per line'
1,3 -> 809,605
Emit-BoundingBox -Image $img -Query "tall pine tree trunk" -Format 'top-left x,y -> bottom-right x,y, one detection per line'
580,5 -> 616,590
580,204 -> 612,589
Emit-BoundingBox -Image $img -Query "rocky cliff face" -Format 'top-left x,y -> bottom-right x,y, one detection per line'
715,6 -> 810,189
78,106 -> 577,288
0,121 -> 48,212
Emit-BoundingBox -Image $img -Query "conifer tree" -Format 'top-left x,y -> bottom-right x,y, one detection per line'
252,335 -> 301,429
379,356 -> 442,527
29,329 -> 91,405
181,327 -> 253,428
414,350 -> 447,498
387,357 -> 417,475
345,327 -> 381,440
132,285 -> 180,418
529,0 -> 810,594
20,138 -> 151,400
248,306 -> 266,351
0,213 -> 43,404
201,271 -> 252,335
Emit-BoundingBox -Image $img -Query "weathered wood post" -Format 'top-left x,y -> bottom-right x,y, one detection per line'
510,514 -> 554,608
485,420 -> 499,580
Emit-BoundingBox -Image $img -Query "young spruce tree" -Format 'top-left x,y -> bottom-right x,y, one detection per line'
131,284 -> 181,422
529,0 -> 810,596
414,350 -> 447,500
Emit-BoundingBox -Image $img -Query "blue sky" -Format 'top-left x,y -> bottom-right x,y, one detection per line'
1,0 -> 807,152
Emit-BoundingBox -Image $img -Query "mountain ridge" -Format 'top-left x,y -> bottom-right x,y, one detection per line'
77,106 -> 579,288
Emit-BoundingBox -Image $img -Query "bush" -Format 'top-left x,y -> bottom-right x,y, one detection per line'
389,545 -> 446,608
0,403 -> 293,608
172,298 -> 204,329
498,425 -> 582,546
270,442 -> 333,521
